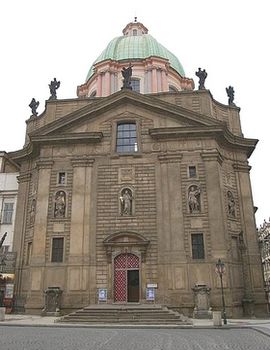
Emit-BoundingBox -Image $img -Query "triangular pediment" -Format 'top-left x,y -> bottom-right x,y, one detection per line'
9,90 -> 257,163
29,90 -> 222,139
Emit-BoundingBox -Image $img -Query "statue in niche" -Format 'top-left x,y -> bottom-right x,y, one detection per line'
195,68 -> 207,90
49,78 -> 61,100
226,86 -> 235,106
188,185 -> 201,213
30,198 -> 36,225
227,191 -> 236,217
54,191 -> 66,218
120,188 -> 133,215
121,63 -> 133,90
29,98 -> 39,116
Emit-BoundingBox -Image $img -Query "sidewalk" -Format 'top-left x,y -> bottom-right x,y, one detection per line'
1,313 -> 270,336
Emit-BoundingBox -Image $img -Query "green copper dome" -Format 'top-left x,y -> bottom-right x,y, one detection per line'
86,34 -> 185,81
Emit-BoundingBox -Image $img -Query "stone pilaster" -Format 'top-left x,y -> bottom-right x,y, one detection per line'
24,159 -> 53,311
31,160 -> 54,265
157,153 -> 184,254
234,161 -> 266,315
70,157 -> 95,261
13,171 -> 31,305
201,150 -> 227,258
68,157 -> 95,296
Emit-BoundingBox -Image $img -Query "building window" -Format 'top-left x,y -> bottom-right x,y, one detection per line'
130,79 -> 140,93
58,172 -> 66,185
191,233 -> 205,259
2,203 -> 14,224
116,123 -> 138,153
132,29 -> 138,36
188,166 -> 197,178
51,237 -> 64,263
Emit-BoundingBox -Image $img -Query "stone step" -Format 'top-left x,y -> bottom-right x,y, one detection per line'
58,304 -> 191,325
61,319 -> 186,324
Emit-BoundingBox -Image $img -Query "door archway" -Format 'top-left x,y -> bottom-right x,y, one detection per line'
114,253 -> 139,302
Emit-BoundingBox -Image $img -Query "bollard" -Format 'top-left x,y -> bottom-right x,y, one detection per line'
212,311 -> 222,326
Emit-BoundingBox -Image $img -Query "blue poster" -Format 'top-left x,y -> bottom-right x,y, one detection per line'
146,287 -> 155,301
98,288 -> 107,301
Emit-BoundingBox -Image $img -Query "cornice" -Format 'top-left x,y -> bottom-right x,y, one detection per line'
149,125 -> 257,158
30,132 -> 103,145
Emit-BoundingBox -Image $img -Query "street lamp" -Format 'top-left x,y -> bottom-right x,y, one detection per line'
215,259 -> 227,325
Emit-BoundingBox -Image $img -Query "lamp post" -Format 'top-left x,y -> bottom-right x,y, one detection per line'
215,259 -> 227,325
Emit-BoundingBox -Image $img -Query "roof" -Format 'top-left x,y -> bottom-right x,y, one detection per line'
85,33 -> 186,81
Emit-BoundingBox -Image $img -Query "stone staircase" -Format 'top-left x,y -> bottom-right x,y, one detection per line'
58,304 -> 192,325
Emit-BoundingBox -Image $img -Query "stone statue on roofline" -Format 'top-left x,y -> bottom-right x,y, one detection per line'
226,86 -> 235,106
121,63 -> 133,90
195,68 -> 207,90
29,98 -> 39,116
49,78 -> 61,100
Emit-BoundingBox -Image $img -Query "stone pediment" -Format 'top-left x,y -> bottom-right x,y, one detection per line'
29,90 -> 222,139
103,231 -> 150,246
9,90 -> 257,162
103,231 -> 150,262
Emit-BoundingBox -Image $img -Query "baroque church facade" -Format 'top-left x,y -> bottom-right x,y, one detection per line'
10,20 -> 266,317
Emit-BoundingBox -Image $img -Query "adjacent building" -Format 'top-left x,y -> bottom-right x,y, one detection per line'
8,20 -> 267,317
258,219 -> 270,308
0,151 -> 19,308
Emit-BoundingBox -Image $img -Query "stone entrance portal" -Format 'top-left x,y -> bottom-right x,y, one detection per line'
114,253 -> 139,302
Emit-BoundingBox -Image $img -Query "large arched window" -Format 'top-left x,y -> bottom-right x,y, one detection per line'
116,123 -> 138,153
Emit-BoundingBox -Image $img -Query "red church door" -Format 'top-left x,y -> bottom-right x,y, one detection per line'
114,253 -> 139,302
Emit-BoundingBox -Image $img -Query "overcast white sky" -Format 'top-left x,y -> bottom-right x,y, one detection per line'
0,0 -> 269,225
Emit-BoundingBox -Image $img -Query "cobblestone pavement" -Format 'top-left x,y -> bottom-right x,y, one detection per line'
0,326 -> 270,350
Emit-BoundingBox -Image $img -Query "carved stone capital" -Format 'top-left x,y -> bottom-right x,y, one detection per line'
201,150 -> 223,165
17,172 -> 31,183
158,153 -> 183,163
36,159 -> 54,169
233,162 -> 251,173
71,157 -> 95,168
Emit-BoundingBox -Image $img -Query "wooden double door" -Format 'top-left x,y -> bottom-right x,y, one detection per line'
114,253 -> 140,302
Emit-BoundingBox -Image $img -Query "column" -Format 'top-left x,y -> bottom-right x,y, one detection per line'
104,70 -> 111,96
151,68 -> 158,93
161,70 -> 168,92
96,74 -> 102,97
